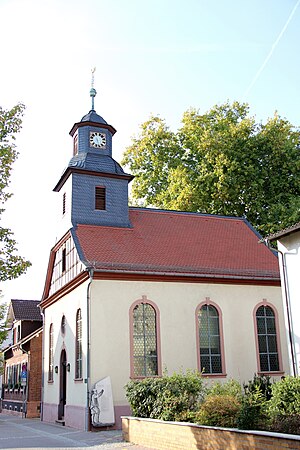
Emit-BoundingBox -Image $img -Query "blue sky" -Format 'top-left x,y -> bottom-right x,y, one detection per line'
1,0 -> 299,303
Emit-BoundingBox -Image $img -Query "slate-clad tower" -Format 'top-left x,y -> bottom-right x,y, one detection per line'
53,87 -> 133,231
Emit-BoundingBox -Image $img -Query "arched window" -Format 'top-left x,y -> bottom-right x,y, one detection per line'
48,324 -> 54,382
75,309 -> 82,379
197,303 -> 224,375
255,304 -> 280,372
131,301 -> 159,378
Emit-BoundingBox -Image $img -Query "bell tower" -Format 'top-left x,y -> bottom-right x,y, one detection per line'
53,70 -> 133,232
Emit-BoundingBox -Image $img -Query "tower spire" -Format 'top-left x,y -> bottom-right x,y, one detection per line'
90,67 -> 97,111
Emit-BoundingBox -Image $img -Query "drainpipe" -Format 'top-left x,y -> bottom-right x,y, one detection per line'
39,307 -> 45,421
264,240 -> 297,377
85,267 -> 94,431
19,345 -> 29,418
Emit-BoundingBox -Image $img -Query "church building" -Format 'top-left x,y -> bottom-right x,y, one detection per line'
40,85 -> 290,430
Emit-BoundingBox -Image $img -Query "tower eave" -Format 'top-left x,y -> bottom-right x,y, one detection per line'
69,121 -> 117,137
53,167 -> 134,192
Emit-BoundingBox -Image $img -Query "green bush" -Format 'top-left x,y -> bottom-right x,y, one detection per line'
268,376 -> 300,434
268,376 -> 300,416
196,395 -> 241,428
243,374 -> 273,400
125,370 -> 205,421
206,379 -> 242,401
270,414 -> 300,435
237,385 -> 269,430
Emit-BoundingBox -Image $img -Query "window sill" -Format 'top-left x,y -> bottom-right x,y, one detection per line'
201,373 -> 227,378
74,378 -> 83,383
130,375 -> 161,380
257,371 -> 285,376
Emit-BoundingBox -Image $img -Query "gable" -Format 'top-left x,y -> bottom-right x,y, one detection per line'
7,299 -> 42,324
43,231 -> 85,299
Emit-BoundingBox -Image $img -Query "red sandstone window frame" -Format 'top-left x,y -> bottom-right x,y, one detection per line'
48,323 -> 54,382
75,309 -> 82,379
253,300 -> 284,375
129,297 -> 162,379
195,299 -> 226,377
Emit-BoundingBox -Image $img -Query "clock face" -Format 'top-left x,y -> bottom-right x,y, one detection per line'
90,132 -> 106,148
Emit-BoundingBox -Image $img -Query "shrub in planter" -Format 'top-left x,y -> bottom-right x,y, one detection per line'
270,414 -> 300,435
243,374 -> 273,401
268,376 -> 300,434
268,376 -> 300,416
206,379 -> 242,401
125,370 -> 205,421
237,386 -> 269,430
196,394 -> 241,428
125,377 -> 164,418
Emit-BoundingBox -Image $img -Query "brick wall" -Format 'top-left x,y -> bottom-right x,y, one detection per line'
122,417 -> 300,450
27,332 -> 42,417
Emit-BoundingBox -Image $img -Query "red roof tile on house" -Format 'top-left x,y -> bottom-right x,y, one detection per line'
75,208 -> 279,281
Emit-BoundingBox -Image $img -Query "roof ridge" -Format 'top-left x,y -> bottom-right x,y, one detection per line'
128,206 -> 246,221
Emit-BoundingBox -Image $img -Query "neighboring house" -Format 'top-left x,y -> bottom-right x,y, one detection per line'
40,90 -> 290,431
2,299 -> 43,418
267,222 -> 300,377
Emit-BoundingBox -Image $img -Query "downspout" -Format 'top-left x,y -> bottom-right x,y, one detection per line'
39,307 -> 45,421
264,240 -> 297,377
85,267 -> 94,432
19,344 -> 29,418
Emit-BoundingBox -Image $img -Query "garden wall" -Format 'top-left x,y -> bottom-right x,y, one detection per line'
122,416 -> 300,450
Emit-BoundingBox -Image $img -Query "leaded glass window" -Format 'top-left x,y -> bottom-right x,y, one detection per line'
48,323 -> 54,382
75,309 -> 82,379
256,305 -> 279,372
132,303 -> 158,377
198,304 -> 222,374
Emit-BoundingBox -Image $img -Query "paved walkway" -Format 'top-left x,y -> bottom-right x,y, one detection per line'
0,414 -> 155,450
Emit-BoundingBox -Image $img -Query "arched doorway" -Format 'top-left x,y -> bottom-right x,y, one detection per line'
58,349 -> 67,421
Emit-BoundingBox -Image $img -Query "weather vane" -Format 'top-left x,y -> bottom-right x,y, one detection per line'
90,67 -> 97,110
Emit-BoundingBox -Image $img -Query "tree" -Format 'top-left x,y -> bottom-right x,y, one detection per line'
0,104 -> 31,281
122,101 -> 300,236
0,302 -> 8,373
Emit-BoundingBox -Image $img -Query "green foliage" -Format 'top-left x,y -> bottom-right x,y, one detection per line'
267,376 -> 300,434
206,378 -> 242,401
125,373 -> 300,434
268,376 -> 300,417
237,374 -> 273,430
237,385 -> 269,430
0,104 -> 31,281
270,414 -> 300,435
125,370 -> 205,421
122,101 -> 300,236
243,374 -> 273,401
196,394 -> 241,428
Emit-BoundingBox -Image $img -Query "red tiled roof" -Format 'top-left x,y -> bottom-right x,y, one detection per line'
75,208 -> 280,281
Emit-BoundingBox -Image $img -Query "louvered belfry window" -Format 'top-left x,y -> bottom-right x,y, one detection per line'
95,186 -> 106,210
62,192 -> 66,215
198,304 -> 222,374
133,303 -> 158,377
75,309 -> 82,379
48,324 -> 54,382
256,305 -> 279,372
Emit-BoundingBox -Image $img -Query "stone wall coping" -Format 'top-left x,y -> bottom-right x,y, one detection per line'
121,416 -> 300,441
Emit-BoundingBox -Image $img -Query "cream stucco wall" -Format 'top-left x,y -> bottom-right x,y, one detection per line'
43,281 -> 88,414
89,279 -> 289,405
278,232 -> 300,375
